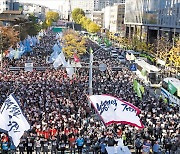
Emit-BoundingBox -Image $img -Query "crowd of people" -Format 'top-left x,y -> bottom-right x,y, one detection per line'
0,30 -> 179,154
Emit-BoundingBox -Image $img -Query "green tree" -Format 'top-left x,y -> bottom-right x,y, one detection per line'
42,21 -> 48,29
72,8 -> 85,23
27,14 -> 42,37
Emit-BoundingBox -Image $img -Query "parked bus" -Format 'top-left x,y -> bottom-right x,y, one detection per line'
161,77 -> 180,106
135,59 -> 162,87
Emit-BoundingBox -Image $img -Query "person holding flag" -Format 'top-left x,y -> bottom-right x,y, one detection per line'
88,94 -> 144,129
0,94 -> 30,147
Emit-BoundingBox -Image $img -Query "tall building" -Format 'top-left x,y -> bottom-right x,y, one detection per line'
60,0 -> 126,19
103,6 -> 111,29
125,0 -> 180,42
95,0 -> 125,11
0,0 -> 19,13
92,11 -> 104,27
109,3 -> 125,35
70,0 -> 94,12
102,3 -> 125,35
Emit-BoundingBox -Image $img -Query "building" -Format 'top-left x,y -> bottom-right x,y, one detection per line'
125,0 -> 180,43
60,0 -> 126,20
19,3 -> 50,20
95,0 -> 125,11
92,11 -> 104,27
109,3 -> 125,36
0,10 -> 27,26
70,0 -> 94,12
103,6 -> 111,30
0,0 -> 19,13
102,3 -> 125,36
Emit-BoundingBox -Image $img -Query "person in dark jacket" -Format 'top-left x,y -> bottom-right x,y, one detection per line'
26,138 -> 33,154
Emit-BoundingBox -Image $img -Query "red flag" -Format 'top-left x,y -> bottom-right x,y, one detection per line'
73,53 -> 80,62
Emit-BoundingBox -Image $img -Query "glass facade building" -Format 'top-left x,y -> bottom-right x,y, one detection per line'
125,0 -> 180,28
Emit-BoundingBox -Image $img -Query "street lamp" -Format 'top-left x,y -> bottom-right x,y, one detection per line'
88,47 -> 107,97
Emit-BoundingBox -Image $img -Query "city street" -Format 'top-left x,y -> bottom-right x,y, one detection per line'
0,0 -> 180,154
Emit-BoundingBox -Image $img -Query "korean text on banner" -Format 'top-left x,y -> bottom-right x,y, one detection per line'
0,94 -> 30,147
89,95 -> 144,128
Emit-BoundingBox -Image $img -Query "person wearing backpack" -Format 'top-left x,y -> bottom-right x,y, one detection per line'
135,137 -> 142,154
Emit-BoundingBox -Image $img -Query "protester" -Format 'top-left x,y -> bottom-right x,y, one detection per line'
0,30 -> 179,154
153,141 -> 161,154
135,136 -> 143,154
76,135 -> 84,154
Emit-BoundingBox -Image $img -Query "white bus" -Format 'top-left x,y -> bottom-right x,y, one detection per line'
135,59 -> 162,87
161,77 -> 180,106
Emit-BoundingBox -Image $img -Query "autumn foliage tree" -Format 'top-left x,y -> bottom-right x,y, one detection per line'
0,26 -> 19,52
72,8 -> 100,33
62,30 -> 86,58
45,11 -> 59,27
166,40 -> 180,68
72,8 -> 85,23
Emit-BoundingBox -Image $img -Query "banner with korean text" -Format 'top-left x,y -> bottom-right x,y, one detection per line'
0,94 -> 30,147
89,95 -> 144,128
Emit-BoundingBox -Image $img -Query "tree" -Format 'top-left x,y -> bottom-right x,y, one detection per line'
72,8 -> 85,23
62,30 -> 86,58
0,26 -> 19,52
156,37 -> 172,63
27,14 -> 42,37
167,40 -> 180,68
46,11 -> 59,22
79,16 -> 88,29
83,18 -> 91,30
42,21 -> 48,29
45,11 -> 59,27
76,14 -> 84,24
46,19 -> 53,27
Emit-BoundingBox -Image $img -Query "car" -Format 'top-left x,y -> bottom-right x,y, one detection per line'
111,50 -> 119,58
115,47 -> 120,50
111,53 -> 119,58
100,44 -> 106,48
104,47 -> 110,51
118,55 -> 126,63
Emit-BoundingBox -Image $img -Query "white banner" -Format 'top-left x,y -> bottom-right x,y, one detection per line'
89,95 -> 144,128
0,94 -> 30,147
106,146 -> 131,154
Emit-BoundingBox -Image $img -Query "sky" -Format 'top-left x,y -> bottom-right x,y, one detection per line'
18,0 -> 65,10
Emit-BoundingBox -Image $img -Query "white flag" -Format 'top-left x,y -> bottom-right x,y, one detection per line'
53,52 -> 67,68
89,95 -> 144,128
66,60 -> 74,79
0,94 -> 30,147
